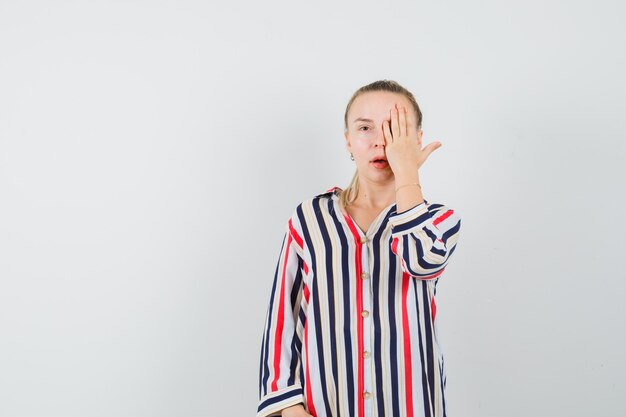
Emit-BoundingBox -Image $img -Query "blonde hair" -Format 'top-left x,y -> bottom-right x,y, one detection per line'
339,79 -> 423,211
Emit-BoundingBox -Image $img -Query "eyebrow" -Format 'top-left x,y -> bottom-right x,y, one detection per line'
352,117 -> 375,124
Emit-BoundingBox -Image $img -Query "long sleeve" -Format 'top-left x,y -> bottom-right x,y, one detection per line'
388,200 -> 461,280
257,212 -> 307,417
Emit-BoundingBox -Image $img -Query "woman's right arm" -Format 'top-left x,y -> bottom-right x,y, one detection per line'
281,403 -> 313,417
257,208 -> 309,417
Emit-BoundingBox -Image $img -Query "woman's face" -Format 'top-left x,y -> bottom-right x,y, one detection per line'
344,91 -> 421,182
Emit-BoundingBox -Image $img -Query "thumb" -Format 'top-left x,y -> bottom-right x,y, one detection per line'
423,142 -> 442,157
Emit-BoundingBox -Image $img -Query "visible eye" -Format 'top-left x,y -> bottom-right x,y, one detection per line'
359,126 -> 371,131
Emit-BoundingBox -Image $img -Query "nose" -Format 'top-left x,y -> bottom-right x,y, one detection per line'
373,131 -> 385,148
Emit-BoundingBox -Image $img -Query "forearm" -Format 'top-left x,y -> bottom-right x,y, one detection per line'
394,170 -> 424,213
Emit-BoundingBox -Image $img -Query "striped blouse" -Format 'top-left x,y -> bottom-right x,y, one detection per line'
257,186 -> 462,417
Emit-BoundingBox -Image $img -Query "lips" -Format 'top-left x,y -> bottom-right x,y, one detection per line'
371,158 -> 389,169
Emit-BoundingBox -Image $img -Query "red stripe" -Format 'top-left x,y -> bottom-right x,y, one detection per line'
431,295 -> 437,321
271,233 -> 292,391
343,212 -> 365,417
288,218 -> 304,249
391,236 -> 411,275
391,236 -> 399,255
401,272 -> 415,416
433,209 -> 453,227
304,318 -> 317,416
303,283 -> 310,303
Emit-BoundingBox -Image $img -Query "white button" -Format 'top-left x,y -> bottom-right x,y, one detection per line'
361,272 -> 369,279
363,391 -> 372,399
360,236 -> 369,244
361,310 -> 369,318
363,351 -> 371,359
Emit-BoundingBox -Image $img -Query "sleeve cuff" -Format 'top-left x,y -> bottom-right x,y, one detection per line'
257,384 -> 304,417
388,201 -> 432,235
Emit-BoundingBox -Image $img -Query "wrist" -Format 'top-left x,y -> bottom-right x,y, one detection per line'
281,403 -> 305,416
395,183 -> 421,193
394,171 -> 420,187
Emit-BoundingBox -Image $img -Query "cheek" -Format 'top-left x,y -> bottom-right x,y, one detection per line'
354,131 -> 375,143
352,139 -> 370,152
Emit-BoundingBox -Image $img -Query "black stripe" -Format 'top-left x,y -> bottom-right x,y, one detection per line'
261,231 -> 287,396
318,198 -> 341,417
299,356 -> 306,397
440,358 -> 447,417
300,198 -> 332,417
257,385 -> 304,412
423,227 -> 439,244
372,213 -> 393,417
259,319 -> 266,399
288,257 -> 305,386
409,233 -> 445,273
441,219 -> 461,244
329,198 -> 356,417
391,208 -> 433,234
388,243 -> 400,417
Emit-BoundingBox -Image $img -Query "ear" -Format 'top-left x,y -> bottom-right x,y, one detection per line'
344,131 -> 351,152
417,129 -> 423,142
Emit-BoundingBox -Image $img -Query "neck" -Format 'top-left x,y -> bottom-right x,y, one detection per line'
354,177 -> 396,209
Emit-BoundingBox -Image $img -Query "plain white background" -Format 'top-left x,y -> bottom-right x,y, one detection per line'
1,0 -> 624,416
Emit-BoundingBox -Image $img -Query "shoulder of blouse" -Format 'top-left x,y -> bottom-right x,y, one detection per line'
313,185 -> 341,199
286,186 -> 340,232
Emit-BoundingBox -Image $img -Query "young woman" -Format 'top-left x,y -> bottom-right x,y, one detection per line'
257,80 -> 462,417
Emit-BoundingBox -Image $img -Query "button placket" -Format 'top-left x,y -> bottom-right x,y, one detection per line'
361,236 -> 374,416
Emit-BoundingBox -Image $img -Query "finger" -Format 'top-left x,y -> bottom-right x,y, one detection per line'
424,142 -> 441,157
399,105 -> 407,138
382,120 -> 393,145
406,107 -> 417,138
393,105 -> 401,139
390,106 -> 400,140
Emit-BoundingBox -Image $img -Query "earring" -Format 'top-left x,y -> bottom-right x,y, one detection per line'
350,153 -> 354,161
